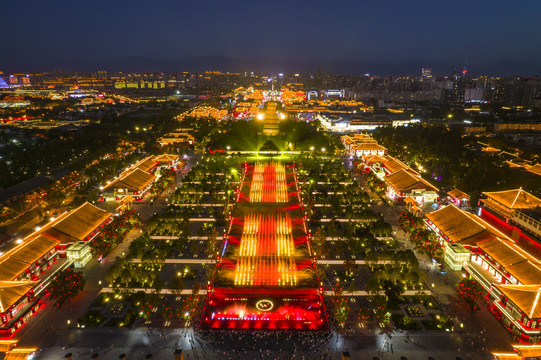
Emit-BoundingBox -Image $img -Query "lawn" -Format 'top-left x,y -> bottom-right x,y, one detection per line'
391,314 -> 421,330
387,296 -> 408,310
90,293 -> 114,307
411,295 -> 440,310
78,310 -> 105,327
103,310 -> 138,328
422,313 -> 453,331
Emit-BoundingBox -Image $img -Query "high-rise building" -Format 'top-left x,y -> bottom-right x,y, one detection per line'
421,68 -> 432,78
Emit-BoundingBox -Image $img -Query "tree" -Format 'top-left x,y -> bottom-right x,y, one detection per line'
364,172 -> 386,196
398,211 -> 422,233
169,276 -> 185,296
456,277 -> 484,306
89,209 -> 140,256
153,277 -> 165,293
49,268 -> 86,302
370,295 -> 391,324
331,283 -> 350,328
400,315 -> 415,328
365,278 -> 381,294
179,283 -> 201,323
357,308 -> 370,324
310,227 -> 327,257
205,227 -> 219,256
162,303 -> 173,320
342,259 -> 357,276
410,228 -> 444,259
139,299 -> 154,320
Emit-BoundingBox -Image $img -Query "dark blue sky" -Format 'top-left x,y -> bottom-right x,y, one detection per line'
4,0 -> 541,68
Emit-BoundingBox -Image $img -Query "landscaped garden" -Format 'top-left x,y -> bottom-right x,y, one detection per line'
72,117 -> 457,332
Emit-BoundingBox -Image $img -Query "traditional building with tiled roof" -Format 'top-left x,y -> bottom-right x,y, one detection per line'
512,344 -> 541,358
34,202 -> 113,246
479,188 -> 541,258
0,202 -> 112,336
491,285 -> 541,342
360,154 -> 420,187
384,169 -> 439,204
425,204 -> 489,245
0,340 -> 36,360
158,131 -> 195,146
481,188 -> 541,218
340,134 -> 387,157
493,344 -> 541,359
447,188 -> 470,207
128,155 -> 158,174
381,156 -> 417,175
468,237 -> 541,343
351,143 -> 387,156
361,154 -> 387,164
525,164 -> 541,177
102,168 -> 156,201
424,203 -> 541,342
154,154 -> 184,171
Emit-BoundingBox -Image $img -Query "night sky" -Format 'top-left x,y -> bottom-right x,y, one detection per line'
4,0 -> 541,70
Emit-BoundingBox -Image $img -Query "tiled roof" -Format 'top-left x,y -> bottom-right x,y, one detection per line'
525,164 -> 541,177
48,202 -> 112,241
448,188 -> 470,200
102,168 -> 155,192
0,281 -> 39,312
513,344 -> 541,357
132,156 -> 158,173
382,156 -> 418,175
0,236 -> 59,281
385,169 -> 438,193
483,189 -> 541,210
426,205 -> 486,243
154,154 -> 179,162
495,284 -> 541,319
362,155 -> 388,163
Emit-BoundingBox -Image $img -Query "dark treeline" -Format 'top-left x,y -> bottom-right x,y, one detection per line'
0,109 -> 181,188
373,124 -> 541,204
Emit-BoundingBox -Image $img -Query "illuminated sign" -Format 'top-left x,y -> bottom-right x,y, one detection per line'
255,299 -> 274,312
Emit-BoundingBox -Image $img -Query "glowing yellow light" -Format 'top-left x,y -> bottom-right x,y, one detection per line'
256,299 -> 274,312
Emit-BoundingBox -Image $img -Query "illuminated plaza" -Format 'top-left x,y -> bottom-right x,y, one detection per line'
202,161 -> 327,330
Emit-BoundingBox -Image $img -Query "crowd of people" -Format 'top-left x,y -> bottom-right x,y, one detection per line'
187,328 -> 343,359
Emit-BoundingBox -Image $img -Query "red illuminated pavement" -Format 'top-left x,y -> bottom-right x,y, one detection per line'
202,162 -> 327,330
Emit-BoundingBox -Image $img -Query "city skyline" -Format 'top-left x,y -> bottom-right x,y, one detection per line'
3,0 -> 541,75
1,1 -> 541,358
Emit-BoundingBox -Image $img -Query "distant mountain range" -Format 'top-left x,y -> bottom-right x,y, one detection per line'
4,56 -> 541,76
